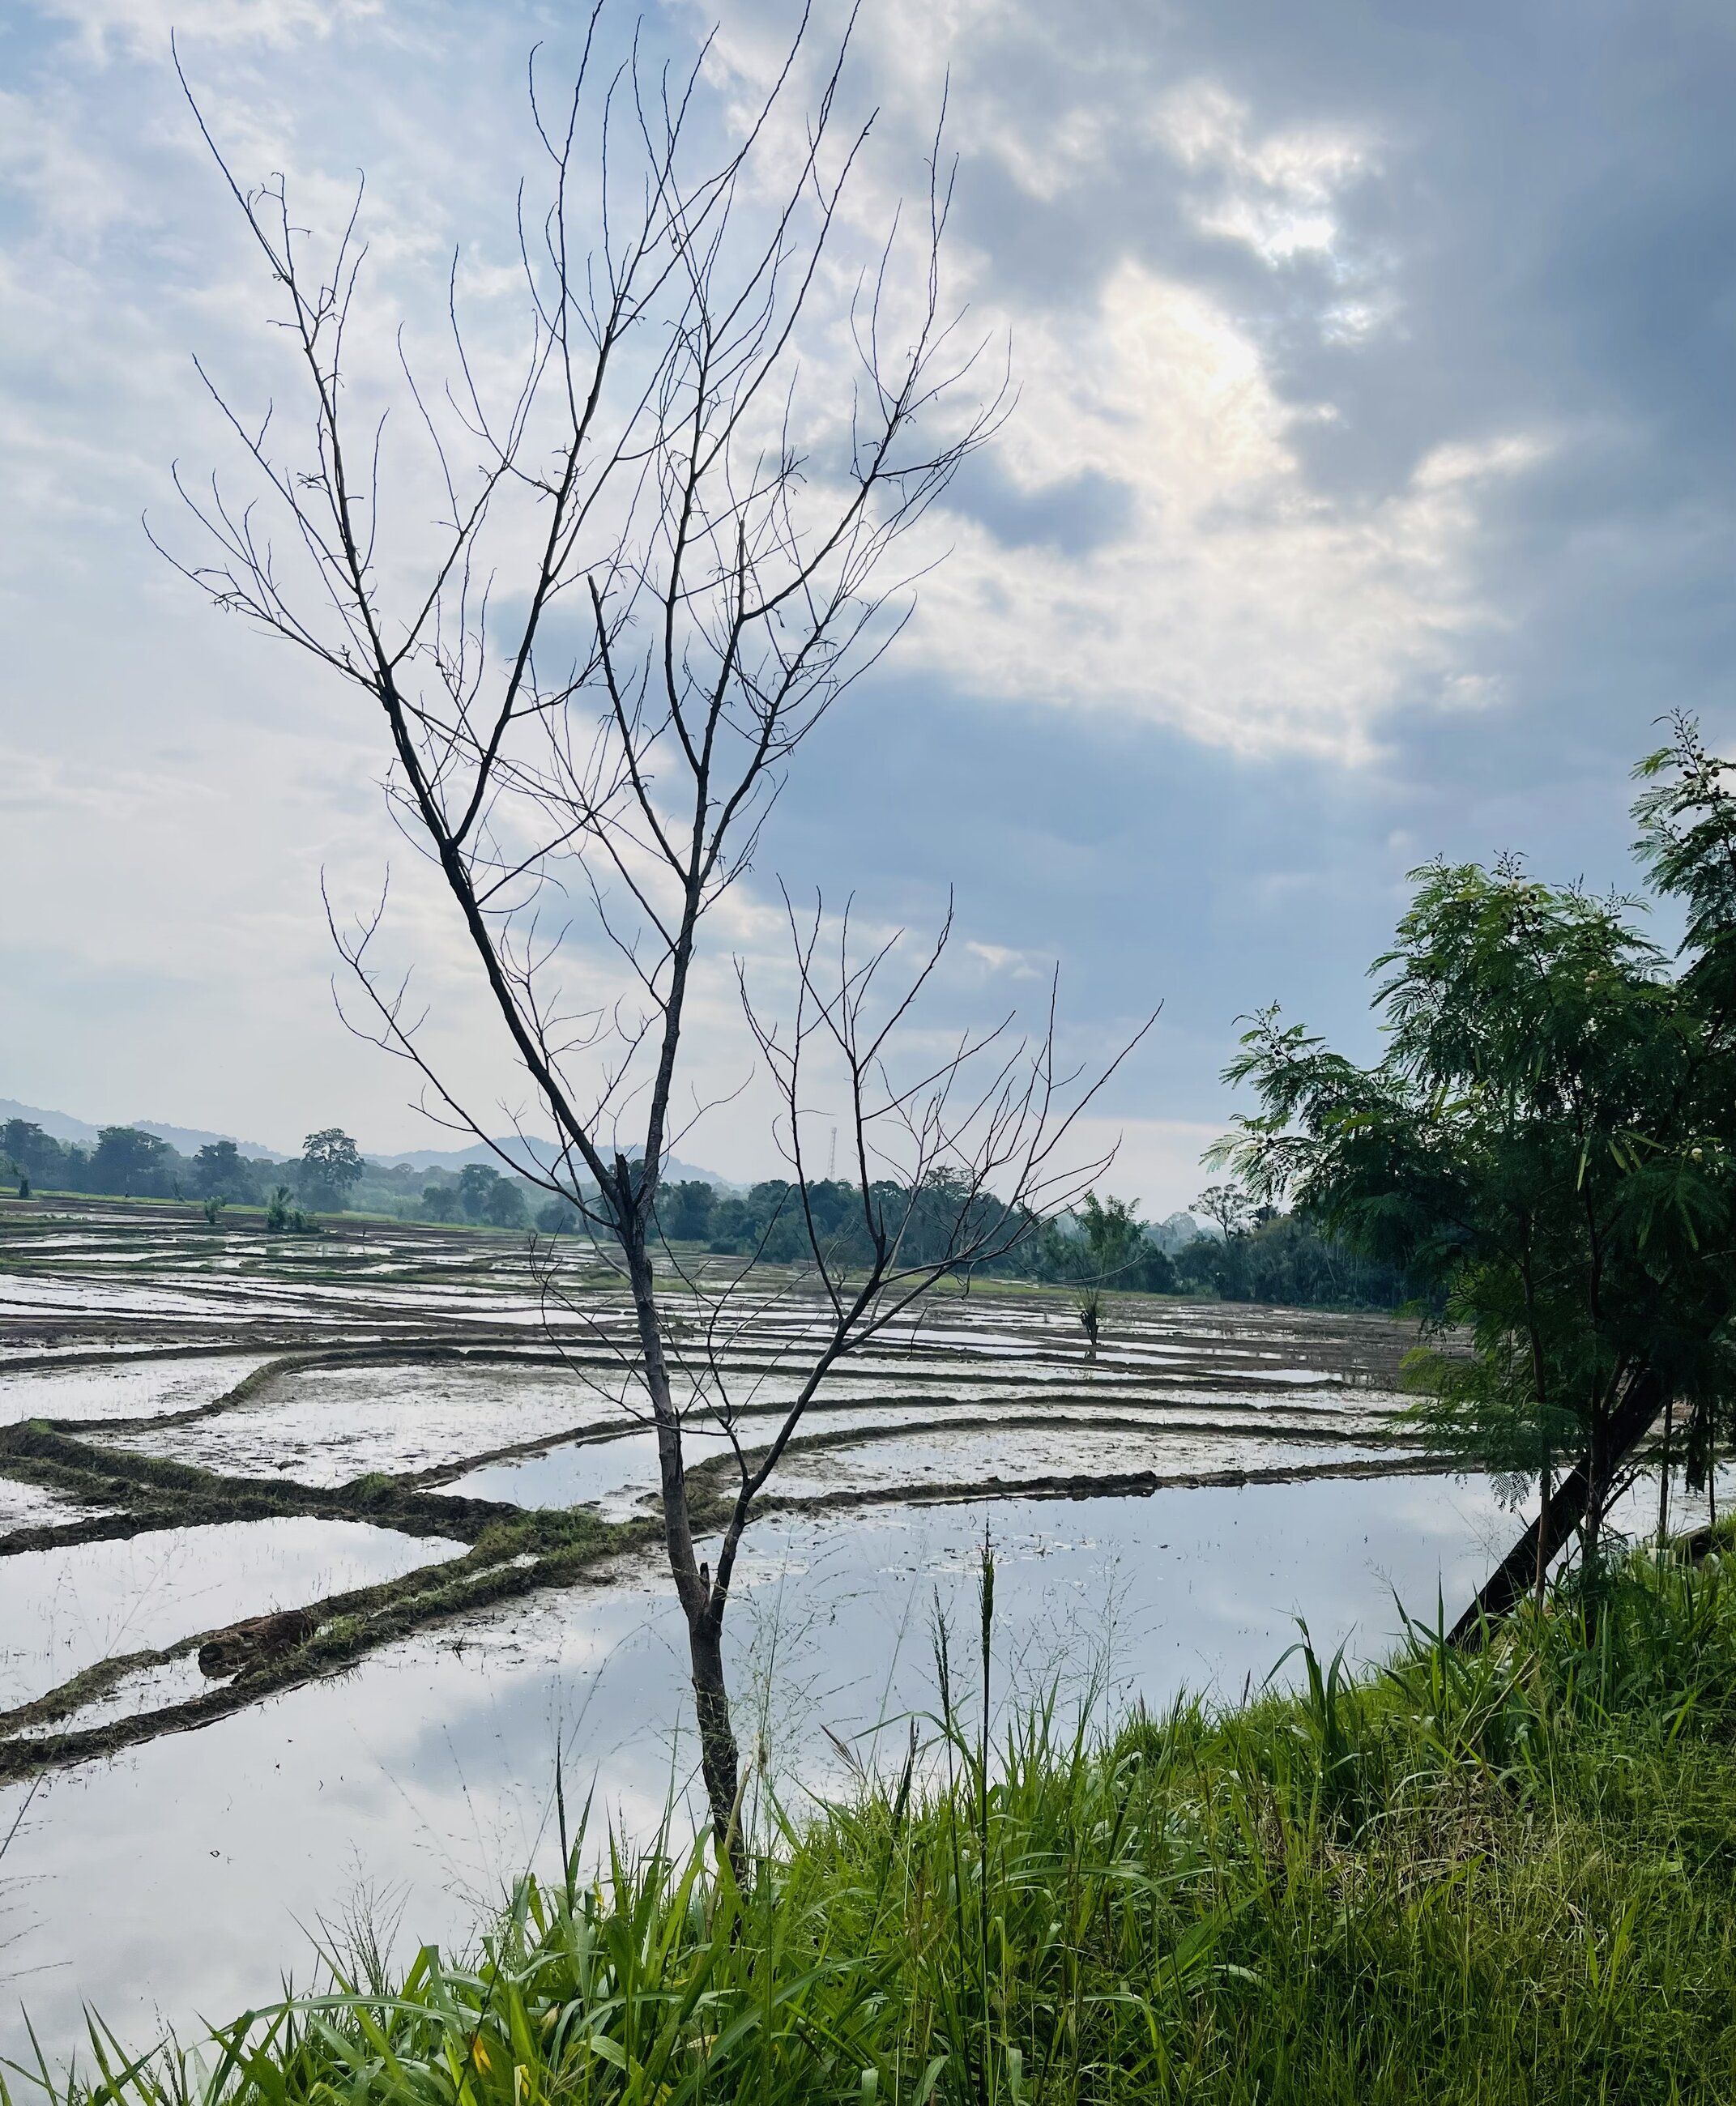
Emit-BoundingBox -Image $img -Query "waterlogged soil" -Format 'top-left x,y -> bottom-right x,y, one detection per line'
0,1200 -> 1438,1769
105,1362 -> 627,1486
442,1430 -> 668,1517
0,1475 -> 1527,2064
0,1354 -> 283,1426
0,1477 -> 113,1534
0,1518 -> 463,1712
0,1195 -> 1512,2070
756,1423 -> 1406,1500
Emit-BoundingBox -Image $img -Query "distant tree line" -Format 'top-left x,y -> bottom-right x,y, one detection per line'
2,1119 -> 1406,1308
423,1161 -> 533,1228
621,1172 -> 1410,1311
0,1119 -> 541,1226
3,1120 -> 202,1200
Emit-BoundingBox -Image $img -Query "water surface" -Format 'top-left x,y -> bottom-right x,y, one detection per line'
0,1471 -> 1516,2065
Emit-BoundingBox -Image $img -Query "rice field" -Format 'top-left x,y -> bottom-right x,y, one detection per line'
0,1194 -> 1450,1763
0,1192 -> 1521,2065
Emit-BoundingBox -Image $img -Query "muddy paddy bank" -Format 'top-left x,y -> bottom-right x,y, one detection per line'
0,1196 -> 1508,2066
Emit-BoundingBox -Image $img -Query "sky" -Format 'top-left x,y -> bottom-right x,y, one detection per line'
2,0 -> 1734,1209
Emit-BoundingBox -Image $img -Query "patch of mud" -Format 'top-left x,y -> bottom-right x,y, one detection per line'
102,1364 -> 615,1485
0,1518 -> 463,1711
10,1654 -> 212,1741
763,1424 -> 1405,1500
0,1477 -> 114,1534
0,1354 -> 280,1427
439,1431 -> 664,1517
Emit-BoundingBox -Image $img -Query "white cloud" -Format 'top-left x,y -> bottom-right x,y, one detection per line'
37,0 -> 379,62
910,262 -> 1545,757
1152,79 -> 1379,270
681,24 -> 1520,759
0,0 -> 1568,1157
965,939 -> 1044,976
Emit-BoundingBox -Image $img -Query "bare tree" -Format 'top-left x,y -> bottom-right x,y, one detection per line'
161,8 -> 1143,1857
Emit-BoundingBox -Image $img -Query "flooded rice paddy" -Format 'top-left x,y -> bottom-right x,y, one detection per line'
0,1195 -> 1579,2065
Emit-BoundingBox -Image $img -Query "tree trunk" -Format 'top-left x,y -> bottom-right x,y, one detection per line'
689,1612 -> 744,1867
1449,1369 -> 1666,1645
618,1202 -> 744,1861
1582,1428 -> 1602,1578
1657,1392 -> 1674,1553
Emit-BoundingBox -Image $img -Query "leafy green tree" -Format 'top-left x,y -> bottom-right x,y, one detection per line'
706,1195 -> 755,1252
482,1176 -> 527,1229
659,1181 -> 717,1243
454,1162 -> 499,1221
1216,736 -> 1736,1619
1192,1182 -> 1255,1244
1030,1193 -> 1175,1298
1071,1192 -> 1144,1358
1078,1192 -> 1145,1276
1631,717 -> 1736,1516
420,1182 -> 459,1223
265,1183 -> 316,1232
297,1128 -> 364,1211
2,1120 -> 69,1192
191,1140 -> 258,1204
439,1161 -> 530,1228
1171,1211 -> 1408,1309
89,1126 -> 173,1198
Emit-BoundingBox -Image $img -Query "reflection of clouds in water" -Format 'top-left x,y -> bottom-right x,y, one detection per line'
0,1472 -> 1521,2069
0,1521 -> 459,1712
0,1257 -> 1551,2071
711,1477 -> 1511,1801
0,1355 -> 280,1426
109,1366 -> 627,1489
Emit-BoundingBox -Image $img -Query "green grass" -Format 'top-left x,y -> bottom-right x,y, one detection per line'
28,1539 -> 1736,2106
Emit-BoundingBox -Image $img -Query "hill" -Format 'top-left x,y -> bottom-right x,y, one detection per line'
2,1098 -> 736,1191
0,1098 -> 284,1158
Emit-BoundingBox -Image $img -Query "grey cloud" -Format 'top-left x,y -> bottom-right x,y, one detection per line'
6,0 -> 1736,1194
944,454 -> 1138,555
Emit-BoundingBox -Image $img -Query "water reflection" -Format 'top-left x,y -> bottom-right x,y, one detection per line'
0,1520 -> 463,1712
0,1470 -> 1528,2067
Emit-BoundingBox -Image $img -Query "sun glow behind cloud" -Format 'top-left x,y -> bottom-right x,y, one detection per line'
911,262 -> 1544,758
2,0 -> 1724,1200
700,6 -> 1546,761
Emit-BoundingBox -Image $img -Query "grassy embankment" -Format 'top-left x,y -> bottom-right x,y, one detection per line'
36,1537 -> 1736,2106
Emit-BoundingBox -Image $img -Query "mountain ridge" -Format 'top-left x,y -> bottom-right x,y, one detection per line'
0,1099 -> 286,1157
2,1099 -> 738,1191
